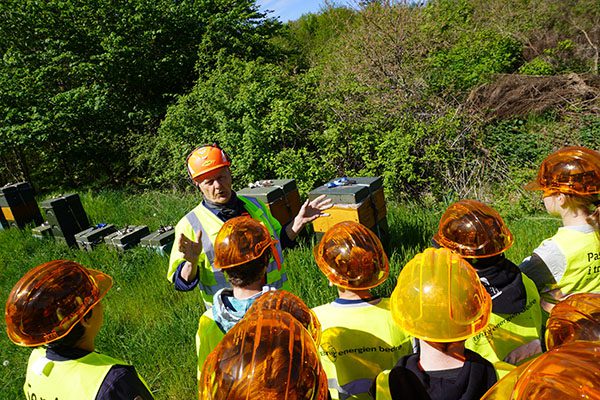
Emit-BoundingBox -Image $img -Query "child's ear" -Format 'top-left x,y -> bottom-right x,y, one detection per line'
556,193 -> 567,207
80,308 -> 94,328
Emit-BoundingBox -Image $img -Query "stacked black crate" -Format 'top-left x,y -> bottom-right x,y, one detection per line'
105,225 -> 150,252
41,194 -> 90,247
0,182 -> 43,229
140,226 -> 175,256
75,224 -> 118,251
32,222 -> 53,240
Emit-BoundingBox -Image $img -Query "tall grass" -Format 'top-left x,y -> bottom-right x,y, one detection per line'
0,191 -> 560,399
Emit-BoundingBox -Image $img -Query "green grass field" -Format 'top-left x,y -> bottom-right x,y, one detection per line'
0,190 -> 561,399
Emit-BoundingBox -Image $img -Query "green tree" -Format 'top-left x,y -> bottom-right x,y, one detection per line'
0,0 -> 280,190
142,56 -> 333,193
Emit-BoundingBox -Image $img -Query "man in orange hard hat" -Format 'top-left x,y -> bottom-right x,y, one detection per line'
5,260 -> 154,400
168,144 -> 332,308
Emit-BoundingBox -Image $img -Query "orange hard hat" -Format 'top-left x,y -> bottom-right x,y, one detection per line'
186,144 -> 231,182
434,199 -> 514,258
313,221 -> 389,290
481,341 -> 600,400
545,293 -> 600,350
525,146 -> 600,196
214,216 -> 280,270
247,290 -> 322,345
199,310 -> 329,400
5,260 -> 112,347
390,247 -> 491,342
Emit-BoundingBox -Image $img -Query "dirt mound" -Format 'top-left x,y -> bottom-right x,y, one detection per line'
466,73 -> 600,119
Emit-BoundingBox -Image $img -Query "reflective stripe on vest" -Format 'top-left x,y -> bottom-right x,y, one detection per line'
328,377 -> 374,399
184,210 -> 227,295
243,196 -> 285,274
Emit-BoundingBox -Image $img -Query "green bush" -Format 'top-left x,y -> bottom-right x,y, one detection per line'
518,57 -> 556,76
427,29 -> 522,93
138,57 -> 331,192
0,0 -> 280,191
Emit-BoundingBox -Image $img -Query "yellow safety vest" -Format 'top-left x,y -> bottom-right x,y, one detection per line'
550,227 -> 600,296
373,370 -> 392,400
196,309 -> 225,379
312,298 -> 413,400
168,196 -> 288,307
24,347 -> 150,400
466,274 -> 542,376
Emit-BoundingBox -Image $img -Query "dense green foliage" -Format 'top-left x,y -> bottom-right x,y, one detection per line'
0,0 -> 280,190
1,0 -> 599,207
0,191 -> 562,398
0,2 -> 598,397
138,57 -> 333,193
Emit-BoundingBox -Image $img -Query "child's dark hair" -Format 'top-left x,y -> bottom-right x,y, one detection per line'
225,253 -> 270,287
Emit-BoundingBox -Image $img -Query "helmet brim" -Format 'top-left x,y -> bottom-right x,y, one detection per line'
524,180 -> 542,191
88,268 -> 113,301
191,164 -> 231,183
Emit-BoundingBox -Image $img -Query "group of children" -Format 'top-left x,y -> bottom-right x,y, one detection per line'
5,145 -> 600,399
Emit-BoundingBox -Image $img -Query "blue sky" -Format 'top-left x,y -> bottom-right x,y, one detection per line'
256,0 -> 342,22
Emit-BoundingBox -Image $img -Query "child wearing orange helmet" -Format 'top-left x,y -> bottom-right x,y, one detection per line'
312,221 -> 413,400
5,260 -> 153,400
434,200 -> 543,369
196,216 -> 279,377
520,146 -> 600,312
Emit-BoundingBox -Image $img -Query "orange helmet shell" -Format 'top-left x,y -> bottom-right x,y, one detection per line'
5,260 -> 112,347
390,247 -> 491,342
434,199 -> 514,258
545,293 -> 600,350
313,221 -> 389,290
213,216 -> 278,270
481,342 -> 600,400
247,290 -> 322,345
199,310 -> 329,400
525,146 -> 600,196
186,144 -> 231,182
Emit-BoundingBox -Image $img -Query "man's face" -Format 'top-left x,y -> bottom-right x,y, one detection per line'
196,167 -> 233,204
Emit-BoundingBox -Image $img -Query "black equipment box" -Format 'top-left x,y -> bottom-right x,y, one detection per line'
0,182 -> 43,229
105,225 -> 150,252
75,224 -> 117,251
32,222 -> 53,240
41,194 -> 90,246
140,226 -> 175,256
